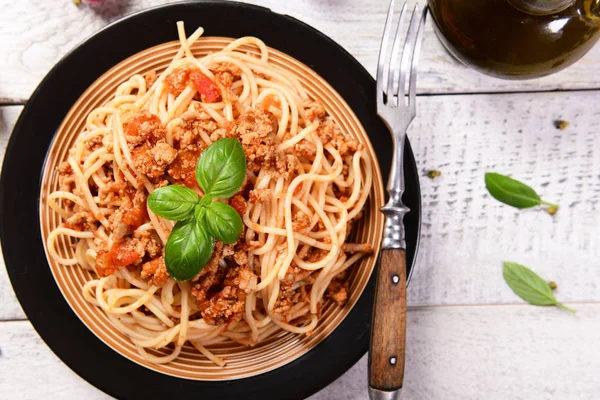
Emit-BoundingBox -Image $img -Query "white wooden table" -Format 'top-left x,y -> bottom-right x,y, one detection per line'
1,0 -> 599,399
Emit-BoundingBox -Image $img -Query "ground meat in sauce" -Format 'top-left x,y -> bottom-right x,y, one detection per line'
64,211 -> 98,232
124,111 -> 165,144
303,100 -> 361,157
232,110 -> 280,173
229,195 -> 247,216
209,62 -> 242,89
140,256 -> 169,287
249,188 -> 271,204
194,266 -> 258,325
169,111 -> 221,152
316,119 -> 360,157
326,279 -> 349,306
165,67 -> 221,103
273,283 -> 299,315
131,142 -> 178,180
197,286 -> 246,325
108,190 -> 148,242
95,234 -> 161,277
305,101 -> 327,122
144,70 -> 157,88
58,161 -> 76,196
231,243 -> 249,267
98,181 -> 128,206
189,240 -> 258,325
165,67 -> 194,97
292,210 -> 311,232
167,149 -> 201,189
224,266 -> 258,293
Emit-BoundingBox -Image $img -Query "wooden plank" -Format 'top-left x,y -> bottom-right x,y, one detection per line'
2,89 -> 599,319
2,305 -> 599,399
311,304 -> 600,400
406,90 -> 600,307
0,320 -> 109,399
1,0 -> 600,103
0,106 -> 25,321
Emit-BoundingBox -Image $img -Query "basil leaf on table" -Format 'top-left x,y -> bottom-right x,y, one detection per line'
203,201 -> 243,244
165,218 -> 214,281
147,185 -> 200,221
503,262 -> 575,313
196,138 -> 246,198
485,172 -> 558,209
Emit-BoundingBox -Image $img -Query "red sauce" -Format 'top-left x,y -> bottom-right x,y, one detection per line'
109,241 -> 140,268
229,195 -> 247,216
167,149 -> 201,189
165,67 -> 221,103
125,112 -> 164,143
190,70 -> 221,103
95,251 -> 116,277
121,205 -> 147,229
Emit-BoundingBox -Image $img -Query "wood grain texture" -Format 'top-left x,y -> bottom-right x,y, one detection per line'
2,90 -> 599,318
314,304 -> 600,400
0,320 -> 109,400
1,0 -> 600,103
406,89 -> 600,307
369,249 -> 407,391
0,106 -> 25,321
2,305 -> 600,400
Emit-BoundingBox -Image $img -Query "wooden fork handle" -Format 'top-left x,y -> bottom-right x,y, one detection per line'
369,248 -> 407,394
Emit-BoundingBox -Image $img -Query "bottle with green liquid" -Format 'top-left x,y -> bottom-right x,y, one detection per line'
428,0 -> 600,79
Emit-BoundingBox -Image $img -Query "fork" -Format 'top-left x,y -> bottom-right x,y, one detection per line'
368,1 -> 427,400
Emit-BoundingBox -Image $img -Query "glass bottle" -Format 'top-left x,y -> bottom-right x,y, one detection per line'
428,0 -> 600,79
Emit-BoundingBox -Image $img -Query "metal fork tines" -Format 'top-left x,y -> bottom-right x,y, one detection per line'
377,0 -> 426,251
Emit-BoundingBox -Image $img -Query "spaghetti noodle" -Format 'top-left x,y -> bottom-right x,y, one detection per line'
46,22 -> 373,366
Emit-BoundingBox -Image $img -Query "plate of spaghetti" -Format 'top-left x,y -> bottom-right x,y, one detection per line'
0,2 -> 420,399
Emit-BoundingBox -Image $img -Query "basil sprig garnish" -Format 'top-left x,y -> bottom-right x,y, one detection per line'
485,172 -> 559,212
147,138 -> 246,280
503,262 -> 575,314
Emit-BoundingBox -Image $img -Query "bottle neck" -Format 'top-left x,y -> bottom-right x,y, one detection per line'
507,0 -> 576,15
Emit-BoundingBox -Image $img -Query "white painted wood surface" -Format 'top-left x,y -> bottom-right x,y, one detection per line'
2,305 -> 600,400
1,0 -> 600,103
1,0 -> 600,399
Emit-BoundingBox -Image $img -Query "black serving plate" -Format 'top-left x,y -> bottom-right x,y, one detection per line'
0,1 -> 421,399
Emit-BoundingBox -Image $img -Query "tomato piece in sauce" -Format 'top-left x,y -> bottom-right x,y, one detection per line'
229,195 -> 247,216
121,205 -> 148,229
167,149 -> 201,189
124,112 -> 165,143
190,70 -> 221,103
109,241 -> 141,268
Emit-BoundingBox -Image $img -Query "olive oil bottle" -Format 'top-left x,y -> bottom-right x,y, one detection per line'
428,0 -> 600,79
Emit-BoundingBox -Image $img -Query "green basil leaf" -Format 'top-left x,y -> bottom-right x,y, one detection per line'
147,185 -> 200,221
196,138 -> 246,198
165,219 -> 214,281
194,204 -> 206,222
485,173 -> 541,209
199,194 -> 213,207
204,201 -> 243,244
503,262 -> 575,313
